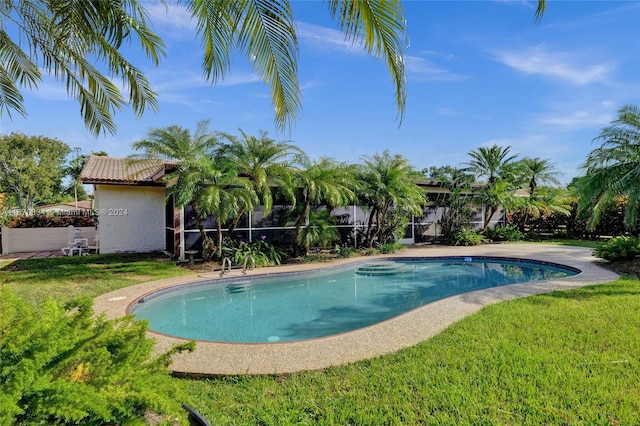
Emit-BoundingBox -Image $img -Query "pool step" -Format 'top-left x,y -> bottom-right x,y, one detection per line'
355,261 -> 407,276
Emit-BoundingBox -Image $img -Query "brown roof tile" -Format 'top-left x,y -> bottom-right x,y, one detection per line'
80,156 -> 168,185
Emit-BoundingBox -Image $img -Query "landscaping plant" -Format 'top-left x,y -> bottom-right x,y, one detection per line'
0,290 -> 194,426
593,236 -> 640,261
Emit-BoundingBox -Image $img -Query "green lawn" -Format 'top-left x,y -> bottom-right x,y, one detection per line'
176,278 -> 640,425
0,254 -> 191,304
1,249 -> 638,425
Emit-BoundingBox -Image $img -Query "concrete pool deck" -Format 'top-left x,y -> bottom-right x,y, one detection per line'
93,244 -> 619,375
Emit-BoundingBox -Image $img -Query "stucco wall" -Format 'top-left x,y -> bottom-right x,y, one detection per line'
1,226 -> 96,254
95,185 -> 165,254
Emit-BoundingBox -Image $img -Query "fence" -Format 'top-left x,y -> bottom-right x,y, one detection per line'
1,225 -> 96,254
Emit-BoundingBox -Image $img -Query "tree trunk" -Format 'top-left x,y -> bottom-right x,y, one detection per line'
227,207 -> 245,236
482,205 -> 499,232
364,205 -> 378,247
192,201 -> 216,259
292,199 -> 311,255
216,219 -> 224,260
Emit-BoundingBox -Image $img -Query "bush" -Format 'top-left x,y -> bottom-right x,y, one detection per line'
223,236 -> 286,267
0,291 -> 194,425
593,236 -> 640,261
379,241 -> 404,254
334,244 -> 357,258
450,228 -> 486,246
487,225 -> 524,242
7,214 -> 95,228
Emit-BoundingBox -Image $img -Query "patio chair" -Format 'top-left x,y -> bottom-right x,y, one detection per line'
61,238 -> 89,256
86,234 -> 99,254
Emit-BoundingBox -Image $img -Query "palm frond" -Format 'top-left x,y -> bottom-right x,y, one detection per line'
326,0 -> 406,123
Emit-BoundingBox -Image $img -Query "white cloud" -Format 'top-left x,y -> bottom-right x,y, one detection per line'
297,21 -> 365,55
405,56 -> 467,81
493,44 -> 614,85
144,3 -> 196,35
539,110 -> 611,130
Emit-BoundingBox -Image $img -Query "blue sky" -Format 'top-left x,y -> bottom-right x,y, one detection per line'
3,1 -> 639,184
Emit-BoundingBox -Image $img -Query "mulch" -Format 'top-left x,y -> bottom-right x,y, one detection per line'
599,258 -> 640,278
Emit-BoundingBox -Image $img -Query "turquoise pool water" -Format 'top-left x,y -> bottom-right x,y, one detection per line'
131,257 -> 578,343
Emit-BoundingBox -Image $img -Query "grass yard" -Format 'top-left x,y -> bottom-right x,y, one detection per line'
176,278 -> 640,425
0,254 -> 191,304
1,248 -> 639,424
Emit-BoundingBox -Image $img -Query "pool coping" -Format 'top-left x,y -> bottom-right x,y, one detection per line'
93,244 -> 619,375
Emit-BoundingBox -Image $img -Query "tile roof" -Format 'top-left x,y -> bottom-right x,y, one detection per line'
80,155 -> 168,185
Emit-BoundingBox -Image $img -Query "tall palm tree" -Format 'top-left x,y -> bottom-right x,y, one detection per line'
180,157 -> 257,259
290,157 -> 356,254
465,144 -> 520,231
518,157 -> 562,198
466,144 -> 519,185
358,151 -> 427,247
578,104 -> 640,230
218,130 -> 303,234
130,120 -> 222,258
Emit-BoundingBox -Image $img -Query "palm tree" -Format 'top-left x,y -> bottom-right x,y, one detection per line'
130,120 -> 221,258
517,157 -> 562,198
578,104 -> 640,230
180,157 -> 257,259
290,158 -> 356,255
465,144 -> 519,231
358,151 -> 427,247
0,0 -> 164,136
3,1 -> 548,135
218,130 -> 303,235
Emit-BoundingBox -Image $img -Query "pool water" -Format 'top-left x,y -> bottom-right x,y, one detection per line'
131,257 -> 577,343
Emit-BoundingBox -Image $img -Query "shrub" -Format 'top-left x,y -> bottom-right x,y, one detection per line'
487,225 -> 524,242
334,244 -> 357,258
0,291 -> 194,425
450,228 -> 486,246
593,236 -> 640,261
7,214 -> 95,228
379,241 -> 404,254
223,236 -> 286,267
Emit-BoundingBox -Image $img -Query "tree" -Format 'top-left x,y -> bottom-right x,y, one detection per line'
0,133 -> 70,211
2,1 -> 548,134
427,167 -> 478,243
63,149 -> 89,206
130,121 -> 221,257
0,0 -> 164,136
290,157 -> 356,255
517,157 -> 562,198
358,151 -> 427,247
577,104 -> 640,230
187,157 -> 257,259
218,129 -> 303,235
465,144 -> 519,231
1,0 -> 408,135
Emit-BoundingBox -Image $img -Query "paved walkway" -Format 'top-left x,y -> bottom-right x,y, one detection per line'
0,250 -> 65,260
93,244 -> 619,376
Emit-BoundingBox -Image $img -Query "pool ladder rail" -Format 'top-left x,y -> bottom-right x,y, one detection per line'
218,255 -> 255,276
219,257 -> 232,276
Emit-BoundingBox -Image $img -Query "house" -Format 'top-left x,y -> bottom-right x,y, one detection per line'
81,156 -> 497,259
36,200 -> 93,215
80,155 -> 178,255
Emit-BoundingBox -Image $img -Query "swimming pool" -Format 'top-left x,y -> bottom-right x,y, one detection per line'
131,257 -> 578,343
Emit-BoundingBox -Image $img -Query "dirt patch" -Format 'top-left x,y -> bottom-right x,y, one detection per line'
597,258 -> 640,277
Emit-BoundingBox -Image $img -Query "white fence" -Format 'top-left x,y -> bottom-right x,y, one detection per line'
1,225 -> 96,254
